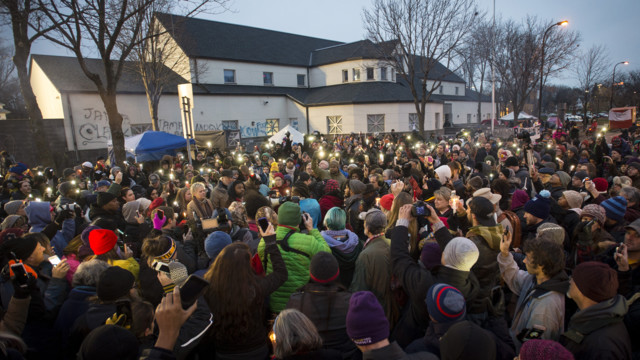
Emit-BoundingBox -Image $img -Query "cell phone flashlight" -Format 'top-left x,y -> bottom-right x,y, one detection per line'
48,255 -> 61,266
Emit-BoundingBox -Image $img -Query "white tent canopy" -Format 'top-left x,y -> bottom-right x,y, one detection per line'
500,112 -> 537,121
268,124 -> 305,145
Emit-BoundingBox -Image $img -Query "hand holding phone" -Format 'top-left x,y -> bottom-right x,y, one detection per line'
257,217 -> 270,233
178,275 -> 209,310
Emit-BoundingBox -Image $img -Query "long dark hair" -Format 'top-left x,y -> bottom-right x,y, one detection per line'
203,242 -> 262,343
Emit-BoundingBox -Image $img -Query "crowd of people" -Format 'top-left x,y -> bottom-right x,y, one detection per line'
0,122 -> 639,360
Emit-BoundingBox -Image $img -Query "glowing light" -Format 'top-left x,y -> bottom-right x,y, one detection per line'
173,201 -> 178,206
35,198 -> 41,202
71,180 -> 76,185
46,187 -> 52,194
38,171 -> 43,176
207,141 -> 212,148
407,135 -> 411,140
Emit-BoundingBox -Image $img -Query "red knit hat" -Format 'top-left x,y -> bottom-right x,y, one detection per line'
519,339 -> 574,360
272,172 -> 284,180
572,261 -> 618,303
89,229 -> 118,256
379,194 -> 394,211
592,177 -> 608,192
149,197 -> 165,212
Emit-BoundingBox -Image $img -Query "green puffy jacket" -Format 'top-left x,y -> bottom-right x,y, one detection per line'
257,226 -> 331,313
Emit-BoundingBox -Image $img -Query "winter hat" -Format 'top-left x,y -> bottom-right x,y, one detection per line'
110,167 -> 121,177
581,204 -> 606,225
96,180 -> 111,188
149,198 -> 164,212
122,200 -> 140,224
78,325 -> 139,360
1,215 -> 22,231
628,162 -> 640,171
9,163 -> 28,174
88,229 -> 118,256
499,168 -> 511,180
379,194 -> 395,211
138,198 -> 152,213
555,171 -> 571,189
272,172 -> 284,180
504,156 -> 519,168
468,197 -> 496,227
510,189 -> 530,210
278,201 -> 302,227
323,179 -> 340,194
442,237 -> 479,272
82,161 -> 93,168
309,252 -> 340,283
58,181 -> 75,197
562,190 -> 584,209
539,167 -> 555,175
573,171 -> 588,181
346,291 -> 389,345
592,177 -> 608,193
425,283 -> 466,323
420,242 -> 442,270
440,321 -> 496,360
3,200 -> 23,215
0,235 -> 37,261
572,261 -> 618,303
283,174 -> 293,184
523,190 -> 551,220
348,180 -> 366,195
204,231 -> 231,260
97,192 -> 117,207
601,196 -> 628,222
96,266 -> 135,302
364,208 -> 387,230
536,223 -> 565,245
519,339 -> 574,360
168,261 -> 189,287
81,225 -> 100,246
471,188 -> 501,205
435,165 -> 452,185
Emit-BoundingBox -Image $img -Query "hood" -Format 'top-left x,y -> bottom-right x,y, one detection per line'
122,200 -> 140,224
466,224 -> 503,251
535,270 -> 570,295
565,294 -> 631,342
26,201 -> 52,232
321,229 -> 360,253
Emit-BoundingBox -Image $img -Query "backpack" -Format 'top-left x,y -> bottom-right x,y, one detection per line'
498,210 -> 522,248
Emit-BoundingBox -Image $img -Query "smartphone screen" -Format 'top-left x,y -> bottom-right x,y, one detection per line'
257,217 -> 270,233
48,255 -> 61,266
10,263 -> 29,287
179,275 -> 209,310
157,209 -> 164,220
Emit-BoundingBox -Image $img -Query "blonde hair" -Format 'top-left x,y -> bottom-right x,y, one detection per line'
273,309 -> 322,358
256,206 -> 278,225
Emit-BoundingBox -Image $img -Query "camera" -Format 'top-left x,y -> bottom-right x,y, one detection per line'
411,201 -> 428,217
278,196 -> 300,205
56,203 -> 79,213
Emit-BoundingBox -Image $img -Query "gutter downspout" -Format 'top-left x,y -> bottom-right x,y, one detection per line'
66,93 -> 80,162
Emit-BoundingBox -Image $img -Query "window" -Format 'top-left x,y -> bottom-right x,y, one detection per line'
455,87 -> 459,95
289,118 -> 299,130
390,68 -> 395,82
467,114 -> 472,123
367,114 -> 385,133
342,70 -> 349,83
381,67 -> 387,81
221,120 -> 238,130
353,68 -> 360,81
439,86 -> 443,94
224,69 -> 236,83
263,72 -> 273,85
409,114 -> 419,131
297,74 -> 306,87
327,116 -> 343,134
366,67 -> 374,80
265,119 -> 279,135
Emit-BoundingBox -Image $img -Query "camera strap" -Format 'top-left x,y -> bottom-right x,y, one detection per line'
277,230 -> 310,258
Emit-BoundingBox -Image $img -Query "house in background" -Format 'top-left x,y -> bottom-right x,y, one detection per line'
0,103 -> 10,120
29,12 -> 493,155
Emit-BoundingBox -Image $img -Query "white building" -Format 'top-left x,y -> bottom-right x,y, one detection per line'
30,13 -> 493,152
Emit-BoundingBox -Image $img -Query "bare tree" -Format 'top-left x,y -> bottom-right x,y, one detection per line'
573,44 -> 608,121
363,0 -> 478,134
0,40 -> 24,116
492,17 -> 579,122
458,19 -> 492,123
37,0 -> 221,166
0,0 -> 57,167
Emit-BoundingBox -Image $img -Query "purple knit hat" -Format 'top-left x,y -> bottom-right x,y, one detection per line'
346,291 -> 389,345
81,225 -> 101,246
581,204 -> 606,225
510,189 -> 530,210
420,242 -> 442,270
519,339 -> 574,360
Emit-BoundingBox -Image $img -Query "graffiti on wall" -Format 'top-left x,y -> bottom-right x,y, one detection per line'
77,108 -> 132,146
157,119 -> 224,135
239,122 -> 267,138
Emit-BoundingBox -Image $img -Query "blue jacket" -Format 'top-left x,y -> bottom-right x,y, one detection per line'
299,198 -> 321,229
54,286 -> 96,351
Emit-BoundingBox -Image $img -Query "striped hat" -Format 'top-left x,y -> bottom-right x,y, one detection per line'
601,196 -> 628,222
425,283 -> 466,324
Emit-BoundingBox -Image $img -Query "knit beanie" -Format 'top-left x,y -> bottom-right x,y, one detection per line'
88,229 -> 117,256
440,321 -> 496,360
81,225 -> 100,247
593,177 -> 608,192
379,194 -> 395,211
149,197 -> 165,212
420,242 -> 442,270
1,215 -> 22,231
435,165 -> 452,185
601,196 -> 627,222
562,190 -> 583,209
442,237 -> 479,272
278,201 -> 302,227
523,190 -> 551,220
425,283 -> 466,324
96,266 -> 135,302
510,189 -> 530,210
0,235 -> 37,261
581,204 -> 606,225
204,231 -> 231,260
323,179 -> 340,194
309,252 -> 340,283
573,171 -> 588,181
348,180 -> 366,195
346,291 -> 389,345
572,261 -> 618,303
536,223 -> 565,245
3,200 -> 23,216
519,339 -> 574,360
78,325 -> 139,360
97,192 -> 117,207
505,156 -> 519,168
555,171 -> 571,189
168,261 -> 189,287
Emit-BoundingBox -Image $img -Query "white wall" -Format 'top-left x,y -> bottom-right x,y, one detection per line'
448,100 -> 495,125
30,61 -> 64,119
195,59 -> 307,87
154,22 -> 192,81
310,59 -> 395,87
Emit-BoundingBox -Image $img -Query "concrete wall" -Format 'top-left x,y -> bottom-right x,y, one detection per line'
195,59 -> 307,87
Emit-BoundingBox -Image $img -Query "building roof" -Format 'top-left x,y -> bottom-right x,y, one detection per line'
154,13 -> 343,67
311,40 -> 388,66
410,55 -> 465,84
31,54 -> 192,94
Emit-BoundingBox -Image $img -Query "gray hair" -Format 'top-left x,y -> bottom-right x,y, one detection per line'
273,309 -> 322,358
434,187 -> 452,201
190,182 -> 206,194
72,259 -> 111,287
382,169 -> 395,180
620,186 -> 640,205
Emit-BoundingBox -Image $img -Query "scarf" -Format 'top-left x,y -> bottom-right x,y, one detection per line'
321,229 -> 360,253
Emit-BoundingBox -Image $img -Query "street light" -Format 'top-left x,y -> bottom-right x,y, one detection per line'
609,61 -> 629,108
538,20 -> 568,124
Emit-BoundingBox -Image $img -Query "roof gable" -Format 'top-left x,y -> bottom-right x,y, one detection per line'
311,40 -> 387,66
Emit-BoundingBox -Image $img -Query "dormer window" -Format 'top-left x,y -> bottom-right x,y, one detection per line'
342,70 -> 349,83
381,67 -> 387,81
366,67 -> 374,80
353,68 -> 360,81
224,69 -> 236,84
